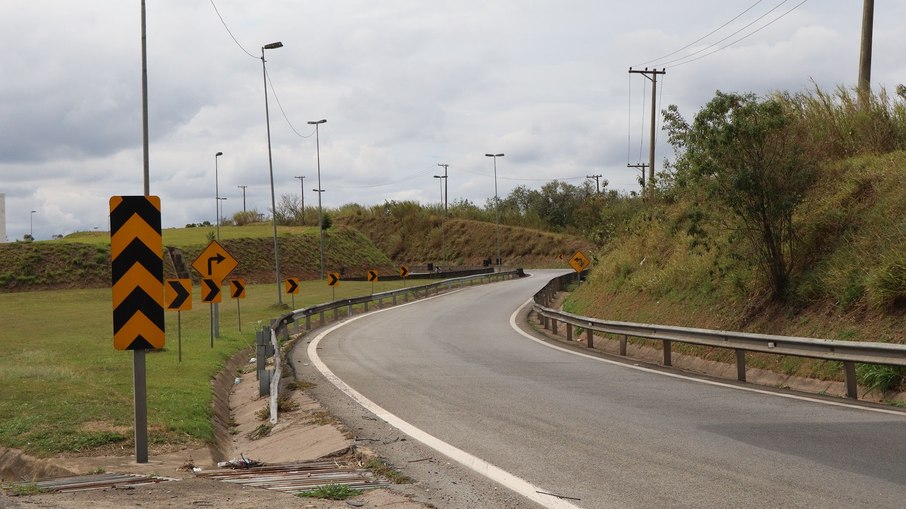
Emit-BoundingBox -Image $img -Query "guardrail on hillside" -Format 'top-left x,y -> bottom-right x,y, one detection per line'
260,269 -> 526,423
532,271 -> 906,400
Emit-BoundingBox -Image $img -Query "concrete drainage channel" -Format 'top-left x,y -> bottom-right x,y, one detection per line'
4,459 -> 389,496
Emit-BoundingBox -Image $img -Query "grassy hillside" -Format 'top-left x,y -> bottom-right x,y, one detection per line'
0,225 -> 394,291
337,210 -> 593,268
565,150 -> 906,383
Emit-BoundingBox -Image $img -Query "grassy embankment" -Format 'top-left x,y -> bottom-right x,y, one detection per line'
565,87 -> 906,392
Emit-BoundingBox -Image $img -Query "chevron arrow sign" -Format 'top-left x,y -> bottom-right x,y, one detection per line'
284,277 -> 300,295
165,279 -> 192,311
230,278 -> 246,299
201,278 -> 222,303
327,272 -> 341,287
110,196 -> 165,350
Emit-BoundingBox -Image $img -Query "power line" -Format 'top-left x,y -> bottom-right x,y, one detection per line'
264,68 -> 316,139
634,0 -> 766,68
208,0 -> 258,59
668,0 -> 809,69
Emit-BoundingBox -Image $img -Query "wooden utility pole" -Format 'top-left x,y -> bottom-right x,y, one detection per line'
858,0 -> 874,97
627,163 -> 648,194
629,68 -> 666,198
585,174 -> 603,193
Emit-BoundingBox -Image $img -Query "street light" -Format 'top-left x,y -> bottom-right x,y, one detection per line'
484,153 -> 504,268
215,151 -> 223,240
307,119 -> 327,279
237,185 -> 247,213
433,172 -> 447,266
30,210 -> 36,239
262,40 -> 283,304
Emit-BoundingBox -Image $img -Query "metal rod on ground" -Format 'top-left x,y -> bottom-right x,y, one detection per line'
178,311 -> 182,364
237,299 -> 241,332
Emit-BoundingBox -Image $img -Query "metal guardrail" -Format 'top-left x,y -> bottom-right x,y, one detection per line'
532,271 -> 906,400
260,269 -> 525,422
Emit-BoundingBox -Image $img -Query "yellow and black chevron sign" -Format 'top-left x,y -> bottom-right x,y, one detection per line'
110,196 -> 165,350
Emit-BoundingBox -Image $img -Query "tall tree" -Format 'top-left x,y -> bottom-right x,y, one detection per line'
664,91 -> 817,298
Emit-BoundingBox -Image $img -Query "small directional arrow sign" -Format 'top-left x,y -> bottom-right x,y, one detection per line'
201,278 -> 222,303
192,240 -> 238,282
230,278 -> 246,299
367,270 -> 379,282
327,272 -> 341,287
165,279 -> 192,310
568,251 -> 591,273
399,266 -> 409,278
284,277 -> 300,294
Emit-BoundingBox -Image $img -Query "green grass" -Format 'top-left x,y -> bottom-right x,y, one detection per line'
61,224 -> 318,248
0,279 -> 439,457
296,483 -> 362,500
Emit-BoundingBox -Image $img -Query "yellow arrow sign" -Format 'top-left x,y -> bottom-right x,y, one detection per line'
399,266 -> 409,278
192,240 -> 238,282
165,278 -> 192,311
367,270 -> 379,282
327,272 -> 341,286
230,278 -> 246,299
201,278 -> 222,303
284,277 -> 300,294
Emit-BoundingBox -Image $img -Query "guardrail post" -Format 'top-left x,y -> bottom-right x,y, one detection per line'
552,319 -> 559,335
348,304 -> 353,317
305,315 -> 311,331
364,301 -> 369,312
333,307 -> 339,321
393,294 -> 397,305
538,311 -> 545,325
586,328 -> 594,348
662,340 -> 672,366
319,311 -> 325,327
543,316 -> 550,330
843,361 -> 858,399
566,323 -> 573,341
620,335 -> 627,356
735,350 -> 746,382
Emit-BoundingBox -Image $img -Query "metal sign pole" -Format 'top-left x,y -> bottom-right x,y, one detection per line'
237,299 -> 241,333
178,311 -> 182,364
210,303 -> 214,348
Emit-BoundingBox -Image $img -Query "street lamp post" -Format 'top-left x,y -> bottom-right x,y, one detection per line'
29,210 -> 36,239
294,175 -> 305,222
307,119 -> 327,279
433,171 -> 447,266
237,185 -> 247,213
484,153 -> 504,268
262,41 -> 284,304
215,152 -> 223,240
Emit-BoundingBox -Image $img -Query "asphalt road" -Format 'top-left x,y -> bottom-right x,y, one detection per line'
307,270 -> 906,508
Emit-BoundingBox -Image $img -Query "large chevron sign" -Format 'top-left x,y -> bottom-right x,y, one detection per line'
110,196 -> 165,350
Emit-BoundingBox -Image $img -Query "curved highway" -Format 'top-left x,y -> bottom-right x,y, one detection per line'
307,270 -> 906,508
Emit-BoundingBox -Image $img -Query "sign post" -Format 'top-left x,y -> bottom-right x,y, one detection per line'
367,269 -> 378,295
165,278 -> 192,363
230,278 -> 246,332
399,265 -> 409,288
193,241 -> 238,346
110,195 -> 164,464
284,277 -> 300,309
327,272 -> 340,300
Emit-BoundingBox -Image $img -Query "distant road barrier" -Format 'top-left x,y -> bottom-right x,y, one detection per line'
260,269 -> 526,423
532,271 -> 906,400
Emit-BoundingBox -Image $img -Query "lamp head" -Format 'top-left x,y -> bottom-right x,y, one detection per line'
263,41 -> 283,50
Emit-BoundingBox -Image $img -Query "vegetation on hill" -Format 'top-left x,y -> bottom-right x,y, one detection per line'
564,85 -> 906,389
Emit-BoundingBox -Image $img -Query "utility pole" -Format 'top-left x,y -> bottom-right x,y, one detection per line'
627,163 -> 648,193
858,0 -> 874,98
237,185 -> 247,212
629,67 -> 665,198
294,176 -> 305,222
586,174 -> 602,193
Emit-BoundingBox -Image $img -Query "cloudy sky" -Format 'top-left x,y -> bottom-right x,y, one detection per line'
2,1 -> 904,241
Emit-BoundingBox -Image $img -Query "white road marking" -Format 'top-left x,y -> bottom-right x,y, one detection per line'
307,287 -> 584,509
510,298 -> 906,417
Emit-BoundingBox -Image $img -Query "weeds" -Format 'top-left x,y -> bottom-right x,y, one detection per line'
364,457 -> 412,484
856,364 -> 906,394
296,483 -> 362,500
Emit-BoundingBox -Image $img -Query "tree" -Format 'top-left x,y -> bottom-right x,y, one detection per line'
664,91 -> 817,298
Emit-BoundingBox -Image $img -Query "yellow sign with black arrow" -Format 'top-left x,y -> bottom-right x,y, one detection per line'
165,278 -> 192,311
367,269 -> 379,282
399,266 -> 409,278
201,278 -> 222,303
285,277 -> 300,294
110,196 -> 165,351
230,278 -> 246,299
192,240 -> 238,283
327,272 -> 341,287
